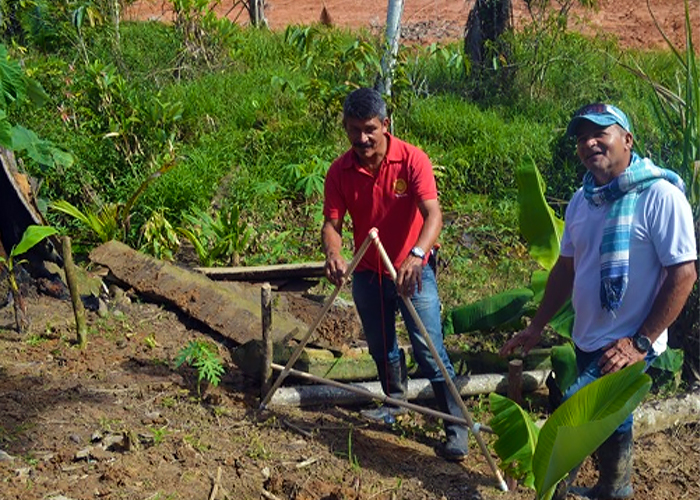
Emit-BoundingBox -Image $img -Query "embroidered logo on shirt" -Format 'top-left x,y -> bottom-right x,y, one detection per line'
393,178 -> 408,196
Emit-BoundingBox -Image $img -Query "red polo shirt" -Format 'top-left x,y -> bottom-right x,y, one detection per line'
323,134 -> 438,273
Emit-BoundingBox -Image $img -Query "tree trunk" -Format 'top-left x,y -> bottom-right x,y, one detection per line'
464,0 -> 513,90
249,0 -> 267,27
377,0 -> 405,101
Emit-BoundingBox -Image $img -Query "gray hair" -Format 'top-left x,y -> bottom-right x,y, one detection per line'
343,88 -> 387,121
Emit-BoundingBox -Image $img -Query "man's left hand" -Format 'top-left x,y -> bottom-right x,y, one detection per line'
396,255 -> 423,297
599,337 -> 646,375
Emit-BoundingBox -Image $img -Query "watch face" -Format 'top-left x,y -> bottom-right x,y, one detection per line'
634,335 -> 651,352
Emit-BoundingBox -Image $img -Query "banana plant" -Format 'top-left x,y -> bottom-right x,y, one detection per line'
0,225 -> 59,333
444,156 -> 573,338
489,361 -> 652,500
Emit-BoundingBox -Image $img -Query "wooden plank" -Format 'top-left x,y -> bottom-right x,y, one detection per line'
89,241 -> 307,346
195,262 -> 325,281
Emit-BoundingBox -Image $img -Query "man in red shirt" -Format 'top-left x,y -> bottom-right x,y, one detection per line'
322,88 -> 468,461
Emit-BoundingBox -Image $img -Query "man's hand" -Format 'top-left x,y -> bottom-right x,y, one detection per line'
324,254 -> 347,287
500,324 -> 543,357
599,337 -> 645,375
396,254 -> 423,296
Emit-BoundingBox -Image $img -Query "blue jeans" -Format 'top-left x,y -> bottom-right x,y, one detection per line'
562,346 -> 657,434
352,266 -> 454,383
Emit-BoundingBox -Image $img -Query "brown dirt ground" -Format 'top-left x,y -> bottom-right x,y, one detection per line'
0,272 -> 699,500
2,2 -> 699,499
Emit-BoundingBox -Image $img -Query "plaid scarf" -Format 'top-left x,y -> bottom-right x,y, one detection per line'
583,153 -> 686,312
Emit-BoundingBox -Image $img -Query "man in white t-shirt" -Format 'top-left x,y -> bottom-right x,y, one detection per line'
500,103 -> 697,499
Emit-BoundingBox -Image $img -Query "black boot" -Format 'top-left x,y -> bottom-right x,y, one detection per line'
571,430 -> 634,499
431,381 -> 469,461
361,351 -> 408,424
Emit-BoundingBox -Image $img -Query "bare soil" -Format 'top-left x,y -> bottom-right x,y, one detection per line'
125,0 -> 698,51
1,2 -> 698,499
1,274 -> 699,500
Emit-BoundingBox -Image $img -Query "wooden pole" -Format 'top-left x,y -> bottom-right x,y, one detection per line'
62,236 -> 87,348
261,282 -> 273,399
508,359 -> 523,406
258,229 -> 377,410
371,232 -> 508,492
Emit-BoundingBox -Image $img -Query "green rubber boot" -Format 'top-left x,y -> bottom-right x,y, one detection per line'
570,430 -> 634,499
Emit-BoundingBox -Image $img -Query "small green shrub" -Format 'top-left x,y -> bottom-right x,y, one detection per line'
174,340 -> 225,395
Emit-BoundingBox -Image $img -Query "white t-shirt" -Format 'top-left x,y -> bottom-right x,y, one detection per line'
560,179 -> 697,353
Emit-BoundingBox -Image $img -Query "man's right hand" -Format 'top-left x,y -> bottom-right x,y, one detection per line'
499,324 -> 543,357
325,254 -> 348,287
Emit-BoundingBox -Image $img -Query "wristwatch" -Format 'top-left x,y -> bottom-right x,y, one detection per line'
410,246 -> 426,259
631,333 -> 652,354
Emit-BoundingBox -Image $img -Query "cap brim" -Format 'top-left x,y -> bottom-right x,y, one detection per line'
566,115 -> 620,137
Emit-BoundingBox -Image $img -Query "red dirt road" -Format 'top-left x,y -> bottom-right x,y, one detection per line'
126,0 -> 697,50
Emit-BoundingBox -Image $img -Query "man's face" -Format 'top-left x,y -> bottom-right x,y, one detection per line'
575,121 -> 633,185
343,115 -> 389,166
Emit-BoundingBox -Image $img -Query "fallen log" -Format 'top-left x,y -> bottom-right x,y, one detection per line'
89,241 -> 307,345
634,390 -> 700,437
195,262 -> 325,281
270,368 -> 700,439
269,369 -> 551,406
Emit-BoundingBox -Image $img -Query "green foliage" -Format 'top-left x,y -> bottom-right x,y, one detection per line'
49,150 -> 176,244
489,393 -> 540,488
517,157 -> 564,270
534,363 -> 650,500
139,210 -> 180,261
177,203 -> 253,266
50,198 -> 121,242
281,155 -> 329,200
442,159 -> 574,338
1,224 -> 58,261
489,362 -> 651,500
0,224 -> 58,333
643,0 -> 699,218
443,288 -> 533,336
404,97 -> 553,197
278,25 -> 380,124
170,0 -> 240,74
550,344 -> 577,394
174,340 -> 225,395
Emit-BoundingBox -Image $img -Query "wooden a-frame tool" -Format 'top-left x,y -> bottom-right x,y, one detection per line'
258,228 -> 508,492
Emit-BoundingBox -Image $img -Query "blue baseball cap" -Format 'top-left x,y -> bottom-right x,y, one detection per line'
566,103 -> 632,137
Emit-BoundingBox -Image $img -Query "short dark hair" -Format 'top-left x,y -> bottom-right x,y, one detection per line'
343,88 -> 387,121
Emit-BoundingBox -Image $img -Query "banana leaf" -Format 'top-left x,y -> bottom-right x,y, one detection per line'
11,224 -> 58,257
548,300 -> 575,339
550,343 -> 577,394
489,393 -> 540,488
443,288 -> 534,335
517,157 -> 564,271
533,362 -> 651,500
